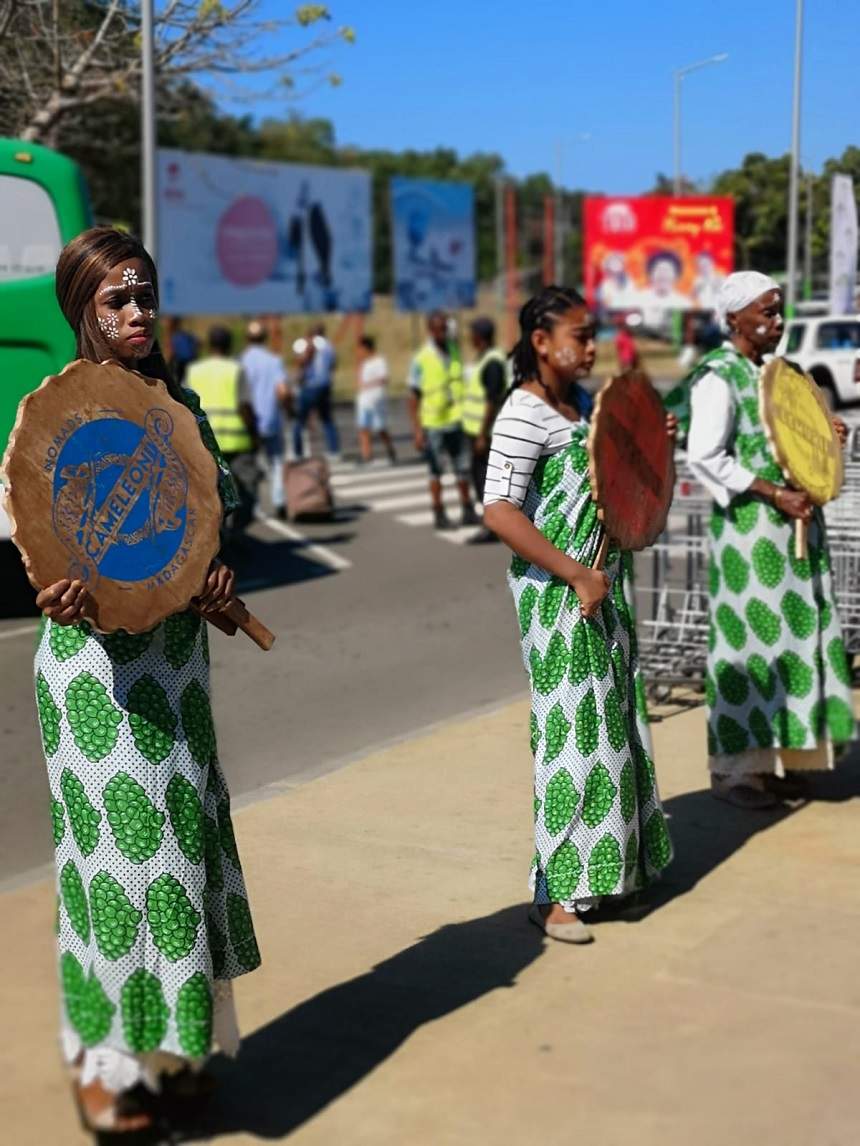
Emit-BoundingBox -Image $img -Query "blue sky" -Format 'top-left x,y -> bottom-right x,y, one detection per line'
218,0 -> 859,193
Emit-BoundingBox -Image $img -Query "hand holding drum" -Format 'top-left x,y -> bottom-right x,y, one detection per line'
2,360 -> 274,650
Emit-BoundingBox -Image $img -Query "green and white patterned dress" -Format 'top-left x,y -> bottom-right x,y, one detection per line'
666,345 -> 854,775
33,384 -> 260,1086
486,391 -> 673,910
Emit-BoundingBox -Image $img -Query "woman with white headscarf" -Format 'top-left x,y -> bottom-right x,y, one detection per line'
665,271 -> 853,809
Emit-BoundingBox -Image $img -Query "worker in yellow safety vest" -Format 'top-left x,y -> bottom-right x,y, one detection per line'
408,309 -> 480,531
186,324 -> 259,540
463,316 -> 508,543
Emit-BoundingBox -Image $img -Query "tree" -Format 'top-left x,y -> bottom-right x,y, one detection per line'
0,2 -> 354,146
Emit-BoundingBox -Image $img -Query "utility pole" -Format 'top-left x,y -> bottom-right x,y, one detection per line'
785,0 -> 804,315
141,0 -> 157,257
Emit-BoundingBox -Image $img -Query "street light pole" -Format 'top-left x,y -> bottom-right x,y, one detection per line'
786,0 -> 804,315
673,53 -> 729,197
141,0 -> 157,258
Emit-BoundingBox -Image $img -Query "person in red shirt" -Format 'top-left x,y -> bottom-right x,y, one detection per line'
614,317 -> 639,372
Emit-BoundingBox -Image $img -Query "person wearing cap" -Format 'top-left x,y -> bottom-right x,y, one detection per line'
241,319 -> 290,520
186,325 -> 259,543
462,316 -> 507,543
408,309 -> 480,530
665,271 -> 853,809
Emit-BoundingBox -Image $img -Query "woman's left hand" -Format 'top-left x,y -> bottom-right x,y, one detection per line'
197,559 -> 235,613
833,416 -> 848,448
665,412 -> 678,441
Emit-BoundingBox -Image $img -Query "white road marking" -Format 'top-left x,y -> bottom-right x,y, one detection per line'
396,507 -> 483,530
335,476 -> 427,500
254,513 -> 352,571
331,466 -> 421,489
0,623 -> 38,642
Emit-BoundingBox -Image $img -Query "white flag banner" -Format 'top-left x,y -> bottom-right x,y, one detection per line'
829,174 -> 858,315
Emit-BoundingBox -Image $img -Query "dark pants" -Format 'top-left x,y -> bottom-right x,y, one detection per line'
223,451 -> 259,535
293,385 -> 340,457
469,435 -> 489,501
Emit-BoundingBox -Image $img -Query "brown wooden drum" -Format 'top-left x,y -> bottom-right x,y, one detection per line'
2,359 -> 223,633
587,369 -> 675,558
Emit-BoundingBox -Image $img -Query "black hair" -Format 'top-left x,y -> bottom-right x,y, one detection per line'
509,284 -> 587,387
646,250 -> 682,278
427,308 -> 447,327
471,316 -> 495,344
208,325 -> 232,355
359,334 -> 376,351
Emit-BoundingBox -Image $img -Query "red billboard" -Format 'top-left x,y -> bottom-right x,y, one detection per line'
584,196 -> 734,323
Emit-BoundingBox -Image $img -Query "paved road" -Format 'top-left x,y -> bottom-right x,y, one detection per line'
0,399 -> 528,884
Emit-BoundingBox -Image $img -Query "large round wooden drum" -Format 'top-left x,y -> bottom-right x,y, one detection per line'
588,369 -> 675,551
2,359 -> 222,632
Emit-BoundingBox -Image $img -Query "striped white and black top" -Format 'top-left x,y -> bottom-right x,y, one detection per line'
483,389 -> 580,509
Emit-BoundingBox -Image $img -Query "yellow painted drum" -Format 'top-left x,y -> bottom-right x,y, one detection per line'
759,358 -> 843,506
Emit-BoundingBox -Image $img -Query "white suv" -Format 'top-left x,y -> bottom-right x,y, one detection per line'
777,316 -> 860,408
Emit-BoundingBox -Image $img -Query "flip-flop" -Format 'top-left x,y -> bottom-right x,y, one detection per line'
528,904 -> 594,944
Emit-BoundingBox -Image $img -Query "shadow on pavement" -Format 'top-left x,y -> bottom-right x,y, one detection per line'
617,743 -> 860,921
226,532 -> 353,595
183,904 -> 544,1142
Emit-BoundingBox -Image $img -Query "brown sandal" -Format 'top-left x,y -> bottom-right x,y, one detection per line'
72,1078 -> 154,1134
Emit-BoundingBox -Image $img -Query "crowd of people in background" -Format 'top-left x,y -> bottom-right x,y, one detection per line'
166,307 -> 512,544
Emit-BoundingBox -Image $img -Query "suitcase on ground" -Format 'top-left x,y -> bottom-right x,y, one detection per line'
284,457 -> 334,521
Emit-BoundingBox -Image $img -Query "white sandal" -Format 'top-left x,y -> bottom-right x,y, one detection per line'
528,904 -> 594,944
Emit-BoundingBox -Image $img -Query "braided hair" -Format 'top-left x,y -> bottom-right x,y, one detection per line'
509,284 -> 588,388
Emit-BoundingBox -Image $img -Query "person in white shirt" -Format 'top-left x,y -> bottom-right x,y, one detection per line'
665,271 -> 852,809
355,335 -> 396,464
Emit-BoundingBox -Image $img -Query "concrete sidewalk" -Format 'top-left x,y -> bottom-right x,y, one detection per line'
3,698 -> 860,1146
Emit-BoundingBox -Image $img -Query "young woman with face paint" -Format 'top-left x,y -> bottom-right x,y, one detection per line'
483,286 -> 674,944
34,228 -> 260,1133
666,270 -> 854,810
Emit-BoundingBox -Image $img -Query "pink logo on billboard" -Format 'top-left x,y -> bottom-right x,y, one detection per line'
215,196 -> 278,286
601,201 -> 636,234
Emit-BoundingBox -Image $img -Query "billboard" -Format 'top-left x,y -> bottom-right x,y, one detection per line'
584,196 -> 734,325
390,177 -> 475,311
157,149 -> 372,315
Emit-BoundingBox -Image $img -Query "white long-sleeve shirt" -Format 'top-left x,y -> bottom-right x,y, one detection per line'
686,370 -> 756,507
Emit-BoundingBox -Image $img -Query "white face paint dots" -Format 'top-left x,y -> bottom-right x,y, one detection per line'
554,346 -> 579,366
97,313 -> 121,341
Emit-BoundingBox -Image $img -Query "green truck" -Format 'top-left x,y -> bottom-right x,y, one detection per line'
0,138 -> 92,544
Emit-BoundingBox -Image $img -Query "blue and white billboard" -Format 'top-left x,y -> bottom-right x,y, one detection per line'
390,177 -> 476,312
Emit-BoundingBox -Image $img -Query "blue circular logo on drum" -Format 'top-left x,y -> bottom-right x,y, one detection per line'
52,409 -> 188,584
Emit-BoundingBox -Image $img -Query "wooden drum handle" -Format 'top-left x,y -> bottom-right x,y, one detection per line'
192,598 -> 276,651
795,519 -> 808,562
592,531 -> 610,571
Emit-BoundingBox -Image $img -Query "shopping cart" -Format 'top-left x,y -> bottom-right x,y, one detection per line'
635,454 -> 860,698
